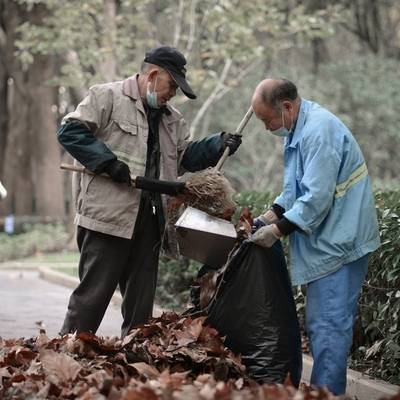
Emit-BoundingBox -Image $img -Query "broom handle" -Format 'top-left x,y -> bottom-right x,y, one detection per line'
60,163 -> 137,183
214,106 -> 253,171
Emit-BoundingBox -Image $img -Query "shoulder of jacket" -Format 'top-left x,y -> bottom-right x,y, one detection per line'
88,81 -> 123,95
166,103 -> 184,120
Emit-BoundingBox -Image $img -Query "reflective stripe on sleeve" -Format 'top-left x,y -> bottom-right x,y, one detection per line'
335,162 -> 368,198
113,150 -> 146,168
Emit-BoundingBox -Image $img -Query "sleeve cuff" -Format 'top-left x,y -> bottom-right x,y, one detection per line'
271,203 -> 285,219
276,217 -> 298,236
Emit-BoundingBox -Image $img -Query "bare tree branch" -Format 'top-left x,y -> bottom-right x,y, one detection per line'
189,58 -> 232,140
173,0 -> 185,48
100,0 -> 117,81
186,0 -> 197,53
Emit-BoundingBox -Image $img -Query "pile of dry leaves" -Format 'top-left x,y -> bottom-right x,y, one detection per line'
0,313 -> 398,400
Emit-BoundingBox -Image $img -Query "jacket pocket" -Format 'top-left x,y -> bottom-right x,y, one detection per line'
107,119 -> 147,177
113,120 -> 138,136
109,119 -> 139,155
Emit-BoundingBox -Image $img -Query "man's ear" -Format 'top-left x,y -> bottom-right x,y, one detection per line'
147,68 -> 158,82
283,100 -> 293,112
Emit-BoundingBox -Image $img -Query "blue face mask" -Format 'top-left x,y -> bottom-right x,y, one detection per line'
146,74 -> 159,109
270,106 -> 292,137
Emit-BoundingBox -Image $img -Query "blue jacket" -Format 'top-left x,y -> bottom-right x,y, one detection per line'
274,99 -> 380,285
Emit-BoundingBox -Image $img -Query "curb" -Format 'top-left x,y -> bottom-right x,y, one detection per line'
38,266 -> 163,317
0,261 -> 77,270
302,354 -> 399,399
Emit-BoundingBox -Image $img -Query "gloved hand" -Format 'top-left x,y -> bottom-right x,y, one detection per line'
252,215 -> 268,233
252,209 -> 279,233
104,159 -> 132,186
221,132 -> 242,155
250,224 -> 282,248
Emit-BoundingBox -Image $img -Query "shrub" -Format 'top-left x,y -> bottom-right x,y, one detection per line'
349,190 -> 400,384
0,224 -> 69,263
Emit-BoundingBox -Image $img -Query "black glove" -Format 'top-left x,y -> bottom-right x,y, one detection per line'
221,132 -> 242,155
104,159 -> 132,186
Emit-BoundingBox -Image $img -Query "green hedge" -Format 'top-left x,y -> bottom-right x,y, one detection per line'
0,224 -> 69,263
349,191 -> 400,384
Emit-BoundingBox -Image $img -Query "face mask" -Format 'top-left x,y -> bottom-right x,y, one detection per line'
146,74 -> 159,109
270,106 -> 292,137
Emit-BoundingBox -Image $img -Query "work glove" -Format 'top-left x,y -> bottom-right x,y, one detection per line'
104,159 -> 132,186
252,209 -> 279,233
250,224 -> 282,248
221,132 -> 242,155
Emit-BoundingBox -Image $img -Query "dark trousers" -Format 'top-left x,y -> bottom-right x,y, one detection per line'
60,202 -> 161,338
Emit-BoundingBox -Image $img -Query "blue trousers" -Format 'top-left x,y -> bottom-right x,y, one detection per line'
305,255 -> 369,395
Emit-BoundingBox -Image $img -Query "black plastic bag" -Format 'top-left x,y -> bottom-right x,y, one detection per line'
201,240 -> 302,387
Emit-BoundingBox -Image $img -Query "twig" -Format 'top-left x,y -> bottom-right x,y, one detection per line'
173,0 -> 185,48
186,0 -> 197,53
189,58 -> 232,140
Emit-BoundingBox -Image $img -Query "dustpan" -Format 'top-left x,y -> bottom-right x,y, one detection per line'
174,207 -> 237,268
174,106 -> 253,267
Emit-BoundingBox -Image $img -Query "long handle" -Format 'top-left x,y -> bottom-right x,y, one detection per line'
214,106 -> 253,171
60,163 -> 186,196
60,163 -> 123,180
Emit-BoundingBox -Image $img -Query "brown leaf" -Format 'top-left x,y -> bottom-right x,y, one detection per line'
187,317 -> 206,340
199,272 -> 219,309
198,326 -> 226,355
129,362 -> 160,379
121,386 -> 159,400
84,369 -> 111,386
158,369 -> 189,389
40,349 -> 82,383
0,367 -> 12,378
35,331 -> 50,349
174,330 -> 196,347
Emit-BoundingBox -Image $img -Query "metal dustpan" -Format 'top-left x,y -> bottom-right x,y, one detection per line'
174,206 -> 237,268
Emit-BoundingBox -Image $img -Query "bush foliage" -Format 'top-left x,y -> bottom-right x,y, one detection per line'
0,224 -> 69,263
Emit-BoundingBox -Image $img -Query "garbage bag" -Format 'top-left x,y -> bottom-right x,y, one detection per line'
203,240 -> 302,387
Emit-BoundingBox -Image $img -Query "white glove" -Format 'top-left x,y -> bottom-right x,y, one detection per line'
262,209 -> 279,224
252,209 -> 279,232
250,224 -> 282,248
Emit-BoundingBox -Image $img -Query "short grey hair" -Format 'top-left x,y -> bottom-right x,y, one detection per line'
260,79 -> 299,110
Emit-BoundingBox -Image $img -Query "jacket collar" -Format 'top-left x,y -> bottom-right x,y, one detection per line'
122,74 -> 181,124
286,98 -> 311,148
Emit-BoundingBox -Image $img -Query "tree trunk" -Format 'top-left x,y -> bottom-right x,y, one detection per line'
0,3 -> 9,176
29,52 -> 64,217
0,1 -> 64,218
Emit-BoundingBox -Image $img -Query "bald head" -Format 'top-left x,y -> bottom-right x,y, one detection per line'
252,78 -> 299,110
251,78 -> 300,133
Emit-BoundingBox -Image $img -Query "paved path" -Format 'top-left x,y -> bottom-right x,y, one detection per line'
0,270 -> 122,339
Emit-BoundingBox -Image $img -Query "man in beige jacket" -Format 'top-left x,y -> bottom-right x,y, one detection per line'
58,46 -> 241,337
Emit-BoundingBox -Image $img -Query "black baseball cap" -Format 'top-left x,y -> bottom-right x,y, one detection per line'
144,46 -> 197,99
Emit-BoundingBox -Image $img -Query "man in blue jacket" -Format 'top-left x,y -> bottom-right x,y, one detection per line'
250,78 -> 380,395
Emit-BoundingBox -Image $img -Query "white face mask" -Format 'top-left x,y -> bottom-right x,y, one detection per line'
146,74 -> 159,109
270,106 -> 292,137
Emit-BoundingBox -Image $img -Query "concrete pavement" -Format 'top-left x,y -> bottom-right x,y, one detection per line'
0,269 -> 122,338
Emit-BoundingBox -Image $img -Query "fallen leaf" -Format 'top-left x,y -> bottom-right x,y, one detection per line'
130,362 -> 160,379
40,349 -> 82,383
